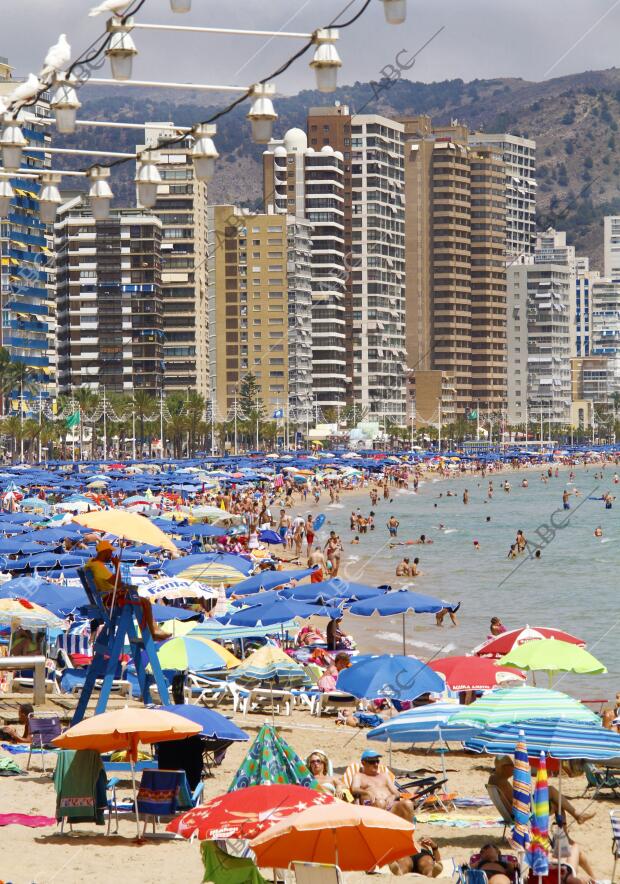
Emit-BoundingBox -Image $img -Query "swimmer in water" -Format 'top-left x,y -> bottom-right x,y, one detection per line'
473,540 -> 480,550
594,526 -> 603,537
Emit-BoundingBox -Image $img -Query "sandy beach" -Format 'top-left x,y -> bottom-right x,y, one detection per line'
0,702 -> 615,883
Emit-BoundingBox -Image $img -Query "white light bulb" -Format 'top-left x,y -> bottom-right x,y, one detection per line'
88,165 -> 114,221
1,124 -> 28,171
106,23 -> 138,81
170,0 -> 191,10
0,180 -> 14,218
51,80 -> 81,135
311,29 -> 342,94
136,160 -> 161,208
191,124 -> 218,182
247,84 -> 277,145
383,0 -> 406,24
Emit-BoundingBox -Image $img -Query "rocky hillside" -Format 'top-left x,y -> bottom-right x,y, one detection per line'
68,67 -> 620,269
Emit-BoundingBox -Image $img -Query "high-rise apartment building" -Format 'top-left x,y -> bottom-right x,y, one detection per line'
604,215 -> 620,282
55,197 -> 164,394
402,116 -> 507,415
469,132 -> 536,259
590,278 -> 620,393
0,58 -> 56,406
206,205 -> 312,421
137,124 -> 208,397
575,257 -> 600,357
505,258 -> 530,425
306,105 -> 406,422
263,129 -> 346,413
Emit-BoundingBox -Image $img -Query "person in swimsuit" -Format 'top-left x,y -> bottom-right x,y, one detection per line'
390,839 -> 443,877
350,750 -> 414,822
472,843 -> 518,884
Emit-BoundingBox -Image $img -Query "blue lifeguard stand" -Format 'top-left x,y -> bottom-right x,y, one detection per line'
72,567 -> 170,725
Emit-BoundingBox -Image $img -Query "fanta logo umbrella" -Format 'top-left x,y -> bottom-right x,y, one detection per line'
429,655 -> 526,690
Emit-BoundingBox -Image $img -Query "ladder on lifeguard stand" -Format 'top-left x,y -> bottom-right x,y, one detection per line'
72,567 -> 170,725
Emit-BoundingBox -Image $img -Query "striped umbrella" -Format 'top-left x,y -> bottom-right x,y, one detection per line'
448,686 -> 599,728
465,718 -> 620,759
154,636 -> 240,672
230,644 -> 310,688
526,752 -> 550,875
511,732 -> 531,851
367,701 -> 482,744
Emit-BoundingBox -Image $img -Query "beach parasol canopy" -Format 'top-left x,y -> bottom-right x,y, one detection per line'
72,509 -> 178,553
229,724 -> 316,791
0,596 -> 64,629
149,704 -> 248,743
337,654 -> 445,701
220,598 -> 341,627
449,686 -> 599,728
231,567 -> 316,597
367,700 -> 481,745
285,579 -> 387,604
230,645 -> 309,688
161,552 -> 252,585
154,635 -> 240,672
167,784 -> 334,841
475,626 -> 585,658
250,803 -> 417,871
429,655 -> 526,690
526,752 -> 550,875
511,733 -> 531,850
465,718 -> 620,760
498,639 -> 607,679
136,576 -> 217,602
348,588 -> 455,616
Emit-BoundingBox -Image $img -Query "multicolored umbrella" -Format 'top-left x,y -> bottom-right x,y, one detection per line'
167,784 -> 334,840
465,718 -> 620,760
475,626 -> 585,659
449,686 -> 599,728
154,636 -> 240,672
511,732 -> 531,850
228,724 -> 317,791
230,644 -> 309,688
0,597 -> 64,629
162,552 -> 252,586
526,752 -> 550,875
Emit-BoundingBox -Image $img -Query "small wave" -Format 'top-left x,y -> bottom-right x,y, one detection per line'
327,503 -> 344,509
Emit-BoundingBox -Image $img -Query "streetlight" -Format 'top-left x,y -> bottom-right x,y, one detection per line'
135,158 -> 161,208
0,180 -> 14,218
170,0 -> 191,10
106,20 -> 138,81
51,75 -> 81,134
383,0 -> 407,24
311,29 -> 341,93
88,165 -> 114,220
38,173 -> 62,224
0,123 -> 28,171
191,123 -> 218,181
247,83 -> 277,144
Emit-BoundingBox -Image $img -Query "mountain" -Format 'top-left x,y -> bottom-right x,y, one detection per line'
67,68 -> 620,269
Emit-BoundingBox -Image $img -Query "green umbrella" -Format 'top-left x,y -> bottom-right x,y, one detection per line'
228,724 -> 317,791
498,639 -> 606,686
449,686 -> 599,728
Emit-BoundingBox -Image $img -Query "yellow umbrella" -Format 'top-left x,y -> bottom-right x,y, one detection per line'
53,706 -> 201,839
72,509 -> 178,553
0,597 -> 64,629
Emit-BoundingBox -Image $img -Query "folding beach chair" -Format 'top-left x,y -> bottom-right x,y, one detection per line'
136,767 -> 186,836
27,711 -> 62,773
290,861 -> 344,883
486,783 -> 513,840
583,762 -> 620,799
610,809 -> 620,881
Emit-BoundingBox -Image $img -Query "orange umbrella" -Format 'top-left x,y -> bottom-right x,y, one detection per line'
250,803 -> 416,871
72,509 -> 178,553
53,706 -> 201,839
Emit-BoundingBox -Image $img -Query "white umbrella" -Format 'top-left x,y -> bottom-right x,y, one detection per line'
137,576 -> 218,601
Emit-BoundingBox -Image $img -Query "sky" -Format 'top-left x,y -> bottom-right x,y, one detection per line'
2,0 -> 620,95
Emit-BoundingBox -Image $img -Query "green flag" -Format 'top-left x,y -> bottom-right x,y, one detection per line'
468,409 -> 478,419
65,410 -> 80,429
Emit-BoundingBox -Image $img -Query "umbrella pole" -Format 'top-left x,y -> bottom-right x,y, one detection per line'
557,765 -> 563,884
402,612 -> 406,656
130,757 -> 142,842
109,543 -> 125,618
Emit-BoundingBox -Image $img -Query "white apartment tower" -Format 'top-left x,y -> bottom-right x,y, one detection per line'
263,129 -> 347,413
469,132 -> 536,259
604,216 -> 620,282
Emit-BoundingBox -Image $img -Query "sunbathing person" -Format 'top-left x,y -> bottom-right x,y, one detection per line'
349,750 -> 414,822
0,702 -> 33,743
305,750 -> 349,800
472,843 -> 518,884
390,838 -> 443,877
488,757 -> 594,825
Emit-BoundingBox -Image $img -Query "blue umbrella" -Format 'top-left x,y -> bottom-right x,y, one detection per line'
220,598 -> 341,627
465,718 -> 620,760
285,579 -> 387,604
0,577 -> 88,615
367,701 -> 481,744
10,552 -> 85,570
0,539 -> 53,554
348,589 -> 458,654
336,654 -> 445,701
257,529 -> 284,545
230,567 -> 316,597
150,704 -> 249,742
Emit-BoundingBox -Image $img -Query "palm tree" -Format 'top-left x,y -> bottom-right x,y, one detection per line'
1,415 -> 24,460
165,393 -> 189,458
72,388 -> 98,459
185,391 -> 205,456
0,348 -> 16,415
133,389 -> 156,458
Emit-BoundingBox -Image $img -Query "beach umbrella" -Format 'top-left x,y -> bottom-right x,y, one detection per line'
449,686 -> 599,728
72,509 -> 178,553
475,626 -> 585,659
498,639 -> 606,684
464,718 -> 620,760
231,645 -> 309,688
149,704 -> 249,743
231,567 -> 316,597
367,700 -> 481,745
429,656 -> 526,690
167,784 -> 333,840
337,654 -> 444,701
161,552 -> 252,585
285,579 -> 387,604
0,578 -> 87,616
229,723 -> 316,790
250,803 -> 416,871
136,576 -> 217,602
258,529 -> 284,545
511,733 -> 531,850
154,636 -> 240,672
348,589 -> 458,654
53,706 -> 201,839
0,597 -> 64,629
526,752 -> 550,876
221,597 -> 341,627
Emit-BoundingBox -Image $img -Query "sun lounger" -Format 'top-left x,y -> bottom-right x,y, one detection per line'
486,783 -> 513,840
312,689 -> 357,717
241,686 -> 294,716
583,762 -> 620,799
290,861 -> 344,883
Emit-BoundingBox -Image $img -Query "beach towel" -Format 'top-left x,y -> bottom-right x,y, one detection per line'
0,813 -> 56,828
201,841 -> 268,884
1,743 -> 58,755
416,811 -> 503,829
0,757 -> 21,776
53,749 -> 108,825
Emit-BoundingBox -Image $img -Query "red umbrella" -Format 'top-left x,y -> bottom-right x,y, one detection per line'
474,626 -> 585,659
166,784 -> 335,841
429,655 -> 526,690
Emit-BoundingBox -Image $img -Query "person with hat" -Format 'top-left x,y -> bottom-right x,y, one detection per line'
350,750 -> 414,822
86,540 -> 168,641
